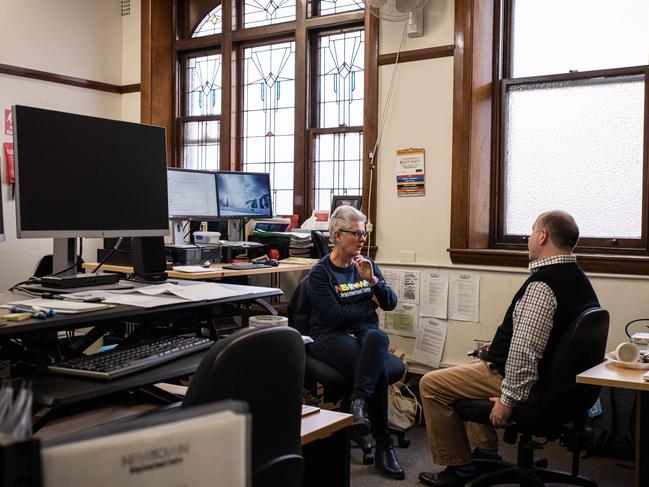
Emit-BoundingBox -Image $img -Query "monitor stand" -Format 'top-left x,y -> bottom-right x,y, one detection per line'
53,237 -> 79,276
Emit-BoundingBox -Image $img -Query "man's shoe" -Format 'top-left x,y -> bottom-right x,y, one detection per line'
350,398 -> 371,436
471,447 -> 502,461
375,441 -> 405,480
418,467 -> 478,486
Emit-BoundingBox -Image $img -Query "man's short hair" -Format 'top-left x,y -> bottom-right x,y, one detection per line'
539,211 -> 579,249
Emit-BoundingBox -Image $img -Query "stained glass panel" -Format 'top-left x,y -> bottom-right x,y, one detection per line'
318,30 -> 364,128
243,42 -> 296,215
244,0 -> 296,29
187,53 -> 222,116
313,132 -> 363,211
183,120 -> 220,170
192,5 -> 223,37
318,0 -> 364,16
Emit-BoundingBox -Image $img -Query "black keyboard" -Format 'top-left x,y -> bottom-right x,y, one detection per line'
48,335 -> 214,380
222,263 -> 273,270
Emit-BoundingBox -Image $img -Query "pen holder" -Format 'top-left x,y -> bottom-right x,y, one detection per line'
0,436 -> 42,487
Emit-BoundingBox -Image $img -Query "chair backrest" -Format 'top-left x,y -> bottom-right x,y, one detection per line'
538,307 -> 609,423
287,276 -> 310,335
310,231 -> 329,258
182,326 -> 305,486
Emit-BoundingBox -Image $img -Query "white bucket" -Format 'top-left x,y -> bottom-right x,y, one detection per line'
249,315 -> 288,328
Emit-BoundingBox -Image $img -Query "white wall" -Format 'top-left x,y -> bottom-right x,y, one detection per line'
374,0 -> 649,366
0,0 -> 135,290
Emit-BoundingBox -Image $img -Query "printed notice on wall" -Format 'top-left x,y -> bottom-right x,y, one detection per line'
396,148 -> 425,197
448,271 -> 480,322
380,303 -> 419,337
412,317 -> 448,368
420,269 -> 449,319
382,269 -> 420,304
4,109 -> 12,136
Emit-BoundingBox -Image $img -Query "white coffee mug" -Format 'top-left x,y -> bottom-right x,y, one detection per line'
616,342 -> 640,363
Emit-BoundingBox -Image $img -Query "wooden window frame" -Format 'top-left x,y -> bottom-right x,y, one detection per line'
449,0 -> 649,275
141,0 -> 378,226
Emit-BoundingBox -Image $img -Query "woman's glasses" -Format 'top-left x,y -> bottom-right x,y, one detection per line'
339,230 -> 368,239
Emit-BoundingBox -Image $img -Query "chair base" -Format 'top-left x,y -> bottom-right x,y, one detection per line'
468,464 -> 598,487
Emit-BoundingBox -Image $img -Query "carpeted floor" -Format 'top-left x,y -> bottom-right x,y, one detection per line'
350,425 -> 634,486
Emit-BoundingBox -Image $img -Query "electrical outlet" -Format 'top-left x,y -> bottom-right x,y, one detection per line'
400,251 -> 416,263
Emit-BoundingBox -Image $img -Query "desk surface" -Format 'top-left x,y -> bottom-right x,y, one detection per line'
0,286 -> 281,337
576,361 -> 649,392
82,261 -> 315,280
300,409 -> 352,446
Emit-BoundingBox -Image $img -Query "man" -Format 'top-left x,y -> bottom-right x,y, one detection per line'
418,211 -> 599,487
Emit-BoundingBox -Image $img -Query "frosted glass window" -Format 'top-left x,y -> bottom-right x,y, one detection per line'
183,120 -> 220,170
512,0 -> 649,77
503,76 -> 644,239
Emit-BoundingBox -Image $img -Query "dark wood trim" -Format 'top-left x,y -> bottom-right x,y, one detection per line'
231,21 -> 297,42
363,10 -> 379,237
175,34 -> 223,51
310,126 -> 363,135
293,0 -> 308,220
141,0 -> 175,166
0,63 -> 141,94
305,10 -> 365,29
121,83 -> 141,94
449,248 -> 649,275
220,0 -> 233,170
378,44 -> 455,66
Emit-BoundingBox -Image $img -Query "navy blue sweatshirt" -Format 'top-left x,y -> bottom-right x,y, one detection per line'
307,255 -> 398,338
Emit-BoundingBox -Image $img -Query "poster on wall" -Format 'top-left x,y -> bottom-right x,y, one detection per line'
396,148 -> 425,197
379,303 -> 419,337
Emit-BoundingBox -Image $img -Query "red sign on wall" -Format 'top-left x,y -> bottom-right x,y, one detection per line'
4,109 -> 12,136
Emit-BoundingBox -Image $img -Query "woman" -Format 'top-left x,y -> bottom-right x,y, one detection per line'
307,205 -> 405,480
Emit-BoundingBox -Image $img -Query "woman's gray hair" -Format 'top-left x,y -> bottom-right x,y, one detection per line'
328,205 -> 366,243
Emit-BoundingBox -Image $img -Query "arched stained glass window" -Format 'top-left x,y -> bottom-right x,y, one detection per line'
192,5 -> 223,37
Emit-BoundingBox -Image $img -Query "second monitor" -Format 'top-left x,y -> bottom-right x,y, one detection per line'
216,172 -> 272,219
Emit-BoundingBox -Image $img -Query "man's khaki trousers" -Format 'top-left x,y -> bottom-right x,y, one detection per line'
419,361 -> 503,466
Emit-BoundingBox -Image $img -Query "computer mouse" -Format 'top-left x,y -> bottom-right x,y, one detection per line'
268,259 -> 279,266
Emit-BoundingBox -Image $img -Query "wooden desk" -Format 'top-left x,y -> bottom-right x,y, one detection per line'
577,361 -> 649,487
82,260 -> 315,280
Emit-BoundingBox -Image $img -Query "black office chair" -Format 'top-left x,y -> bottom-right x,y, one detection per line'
454,307 -> 610,487
310,230 -> 330,259
288,275 -> 410,465
183,326 -> 305,487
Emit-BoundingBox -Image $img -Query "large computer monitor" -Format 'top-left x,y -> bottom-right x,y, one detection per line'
13,105 -> 169,239
167,168 -> 219,221
216,171 -> 272,219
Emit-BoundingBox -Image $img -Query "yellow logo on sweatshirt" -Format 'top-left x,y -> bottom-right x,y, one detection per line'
335,280 -> 371,293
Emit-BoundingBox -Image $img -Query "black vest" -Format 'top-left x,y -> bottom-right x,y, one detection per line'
484,261 -> 599,375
